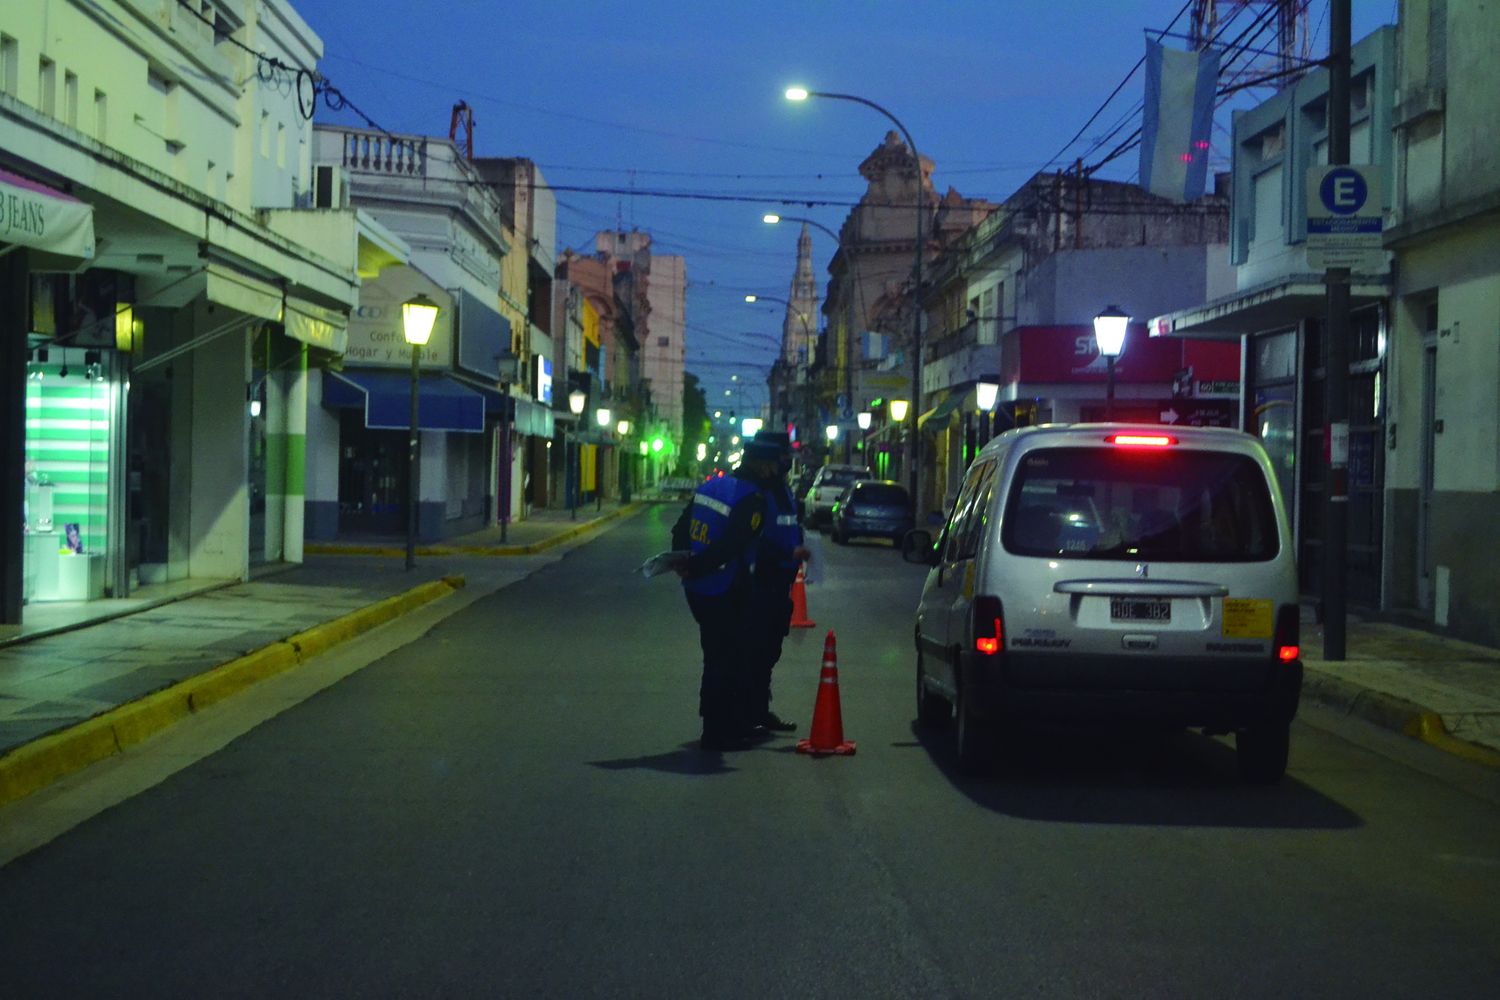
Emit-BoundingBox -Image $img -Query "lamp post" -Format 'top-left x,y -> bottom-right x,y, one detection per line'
976,380 -> 999,452
595,407 -> 611,511
567,388 -> 586,520
1092,306 -> 1130,422
616,418 -> 631,503
786,86 -> 925,516
890,398 -> 909,483
401,294 -> 439,571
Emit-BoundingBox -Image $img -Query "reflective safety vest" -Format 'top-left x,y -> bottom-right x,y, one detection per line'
683,475 -> 761,595
759,483 -> 803,573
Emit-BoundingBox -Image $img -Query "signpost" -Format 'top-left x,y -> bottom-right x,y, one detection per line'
1306,163 -> 1383,272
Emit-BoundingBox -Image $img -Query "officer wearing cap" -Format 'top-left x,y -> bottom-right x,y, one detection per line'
747,430 -> 811,734
670,444 -> 775,751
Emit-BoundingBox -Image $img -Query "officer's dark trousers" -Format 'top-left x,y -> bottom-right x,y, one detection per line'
747,570 -> 795,719
686,588 -> 750,737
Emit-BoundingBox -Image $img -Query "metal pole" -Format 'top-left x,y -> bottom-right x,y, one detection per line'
1106,355 -> 1116,422
406,343 -> 420,570
597,440 -> 604,512
500,381 -> 511,544
803,92 -> 923,515
1322,0 -> 1352,660
569,434 -> 577,520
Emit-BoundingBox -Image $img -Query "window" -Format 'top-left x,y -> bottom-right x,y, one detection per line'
0,35 -> 17,96
657,336 -> 670,347
944,460 -> 995,562
93,89 -> 108,142
38,57 -> 56,117
1002,448 -> 1278,562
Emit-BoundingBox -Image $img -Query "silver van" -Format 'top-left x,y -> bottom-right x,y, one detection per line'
905,424 -> 1303,782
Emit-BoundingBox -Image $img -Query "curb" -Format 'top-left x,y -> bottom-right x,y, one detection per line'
0,575 -> 466,808
1302,667 -> 1500,770
305,502 -> 643,559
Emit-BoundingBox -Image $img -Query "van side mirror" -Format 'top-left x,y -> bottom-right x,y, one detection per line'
901,529 -> 938,565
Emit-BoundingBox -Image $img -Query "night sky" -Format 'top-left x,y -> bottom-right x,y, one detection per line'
289,0 -> 1394,416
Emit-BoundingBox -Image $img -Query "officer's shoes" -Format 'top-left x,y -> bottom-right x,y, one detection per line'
699,732 -> 752,752
762,711 -> 797,732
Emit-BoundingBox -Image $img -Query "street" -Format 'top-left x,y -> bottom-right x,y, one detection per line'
2,506 -> 1498,997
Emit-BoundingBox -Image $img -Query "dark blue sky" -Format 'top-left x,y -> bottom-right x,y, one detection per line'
292,0 -> 1393,413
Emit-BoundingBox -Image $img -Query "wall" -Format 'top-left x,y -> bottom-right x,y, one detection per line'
1022,245 -> 1228,327
303,369 -> 340,540
187,305 -> 250,579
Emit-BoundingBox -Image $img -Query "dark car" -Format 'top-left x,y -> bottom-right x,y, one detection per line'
830,480 -> 914,545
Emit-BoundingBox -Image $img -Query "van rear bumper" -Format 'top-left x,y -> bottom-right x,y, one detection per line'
963,653 -> 1303,728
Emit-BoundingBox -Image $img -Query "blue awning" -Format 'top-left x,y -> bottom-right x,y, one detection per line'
322,370 -> 485,433
451,374 -> 556,437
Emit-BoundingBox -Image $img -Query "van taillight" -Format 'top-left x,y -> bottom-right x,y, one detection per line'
1106,433 -> 1178,447
1275,605 -> 1300,663
973,595 -> 1004,656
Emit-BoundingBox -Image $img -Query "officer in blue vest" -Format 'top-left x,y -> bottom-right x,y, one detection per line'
670,444 -> 775,751
746,430 -> 810,734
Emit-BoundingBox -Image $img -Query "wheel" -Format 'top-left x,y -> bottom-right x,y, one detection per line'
953,672 -> 994,775
1236,721 -> 1290,784
915,649 -> 949,729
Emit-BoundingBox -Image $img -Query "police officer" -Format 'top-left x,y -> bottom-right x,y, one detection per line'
746,430 -> 811,733
670,445 -> 774,751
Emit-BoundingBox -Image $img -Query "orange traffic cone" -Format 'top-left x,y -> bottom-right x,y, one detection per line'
789,565 -> 815,629
797,630 -> 856,756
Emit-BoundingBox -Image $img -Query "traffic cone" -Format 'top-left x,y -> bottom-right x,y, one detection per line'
797,630 -> 856,756
789,565 -> 815,629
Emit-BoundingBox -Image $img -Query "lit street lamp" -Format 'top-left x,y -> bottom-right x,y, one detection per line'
401,294 -> 439,571
594,408 -> 611,510
568,388 -> 586,520
787,85 -> 926,514
825,424 -> 840,442
857,411 -> 872,430
1092,305 -> 1130,422
890,399 -> 910,423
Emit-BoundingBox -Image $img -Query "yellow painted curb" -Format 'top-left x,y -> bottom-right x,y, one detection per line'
1401,711 -> 1500,770
304,503 -> 643,558
0,575 -> 464,807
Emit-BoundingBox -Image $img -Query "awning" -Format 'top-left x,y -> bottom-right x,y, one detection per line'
322,370 -> 485,433
919,389 -> 969,432
206,263 -> 282,321
446,373 -> 556,437
285,295 -> 349,354
1150,274 -> 1391,340
0,167 -> 94,258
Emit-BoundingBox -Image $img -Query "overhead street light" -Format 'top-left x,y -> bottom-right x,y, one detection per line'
1093,305 -> 1130,422
401,294 -> 440,571
784,85 -> 926,515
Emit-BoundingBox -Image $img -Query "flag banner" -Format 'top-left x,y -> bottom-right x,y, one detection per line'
1139,40 -> 1220,202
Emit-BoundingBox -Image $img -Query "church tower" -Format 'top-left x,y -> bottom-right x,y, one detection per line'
783,223 -> 819,364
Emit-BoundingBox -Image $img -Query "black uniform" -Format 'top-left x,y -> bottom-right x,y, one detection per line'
671,472 -> 766,749
748,477 -> 804,729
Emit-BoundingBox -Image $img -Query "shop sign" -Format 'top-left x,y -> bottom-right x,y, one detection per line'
345,266 -> 453,368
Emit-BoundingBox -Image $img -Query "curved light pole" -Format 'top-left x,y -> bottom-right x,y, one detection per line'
762,214 -> 844,462
745,293 -> 812,437
785,86 -> 925,515
401,294 -> 439,571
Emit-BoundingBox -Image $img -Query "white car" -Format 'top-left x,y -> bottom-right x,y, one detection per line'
906,424 -> 1303,782
802,464 -> 872,528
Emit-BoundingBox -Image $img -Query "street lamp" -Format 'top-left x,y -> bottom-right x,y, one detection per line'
1092,305 -> 1130,422
825,424 -> 840,442
401,294 -> 439,571
890,398 -> 910,423
857,411 -> 872,430
742,417 -> 763,438
787,85 -> 926,514
568,388 -> 586,520
594,408 -> 611,510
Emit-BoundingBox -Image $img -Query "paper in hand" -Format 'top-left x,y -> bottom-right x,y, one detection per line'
639,550 -> 691,578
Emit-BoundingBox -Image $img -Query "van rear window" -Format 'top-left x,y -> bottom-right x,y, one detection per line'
1001,447 -> 1279,561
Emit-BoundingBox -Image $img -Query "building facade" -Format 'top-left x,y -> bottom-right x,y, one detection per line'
2,0 -> 368,624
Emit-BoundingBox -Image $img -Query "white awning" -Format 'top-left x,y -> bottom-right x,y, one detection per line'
0,167 -> 95,258
284,295 -> 348,353
205,263 -> 282,321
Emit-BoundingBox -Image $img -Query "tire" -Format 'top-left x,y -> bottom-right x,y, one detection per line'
953,671 -> 994,775
915,649 -> 949,729
1236,721 -> 1290,784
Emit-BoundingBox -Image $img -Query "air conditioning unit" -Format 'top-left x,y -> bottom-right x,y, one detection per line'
312,164 -> 348,209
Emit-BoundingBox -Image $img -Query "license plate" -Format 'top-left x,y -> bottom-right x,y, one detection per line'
1110,598 -> 1171,623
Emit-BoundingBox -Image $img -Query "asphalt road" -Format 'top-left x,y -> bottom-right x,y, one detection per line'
2,505 -> 1498,997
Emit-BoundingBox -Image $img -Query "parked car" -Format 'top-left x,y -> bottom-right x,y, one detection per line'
830,480 -> 913,545
905,424 -> 1303,782
802,463 -> 872,527
791,466 -> 819,519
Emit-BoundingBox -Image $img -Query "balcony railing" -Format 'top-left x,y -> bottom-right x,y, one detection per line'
339,129 -> 427,176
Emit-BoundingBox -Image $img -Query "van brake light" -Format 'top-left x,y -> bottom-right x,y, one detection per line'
1106,433 -> 1178,447
973,595 -> 1004,656
1274,605 -> 1300,664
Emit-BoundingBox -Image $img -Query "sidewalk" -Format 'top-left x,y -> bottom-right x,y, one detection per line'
2,501 -> 1495,804
0,503 -> 645,802
305,499 -> 641,556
